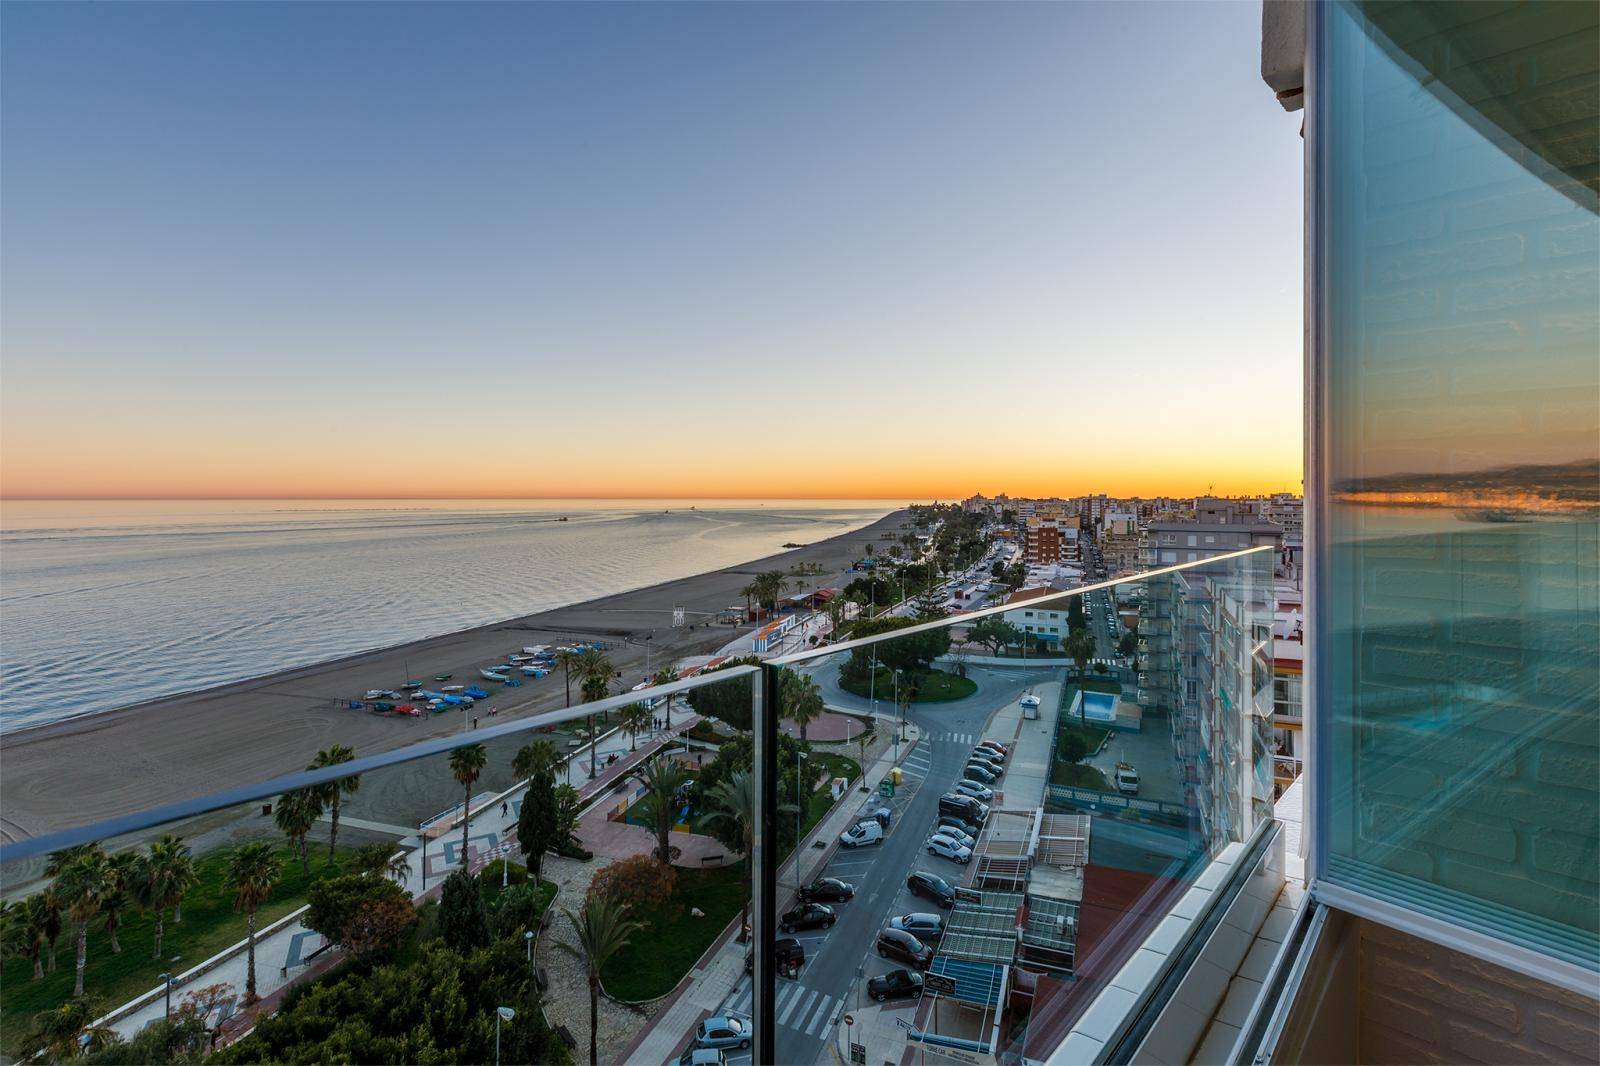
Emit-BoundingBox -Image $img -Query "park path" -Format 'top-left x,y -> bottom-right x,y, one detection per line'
97,710 -> 703,1043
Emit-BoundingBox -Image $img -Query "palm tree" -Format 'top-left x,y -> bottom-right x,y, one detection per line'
309,744 -> 360,862
652,666 -> 680,727
619,702 -> 652,752
559,898 -> 643,1066
37,889 -> 63,973
630,758 -> 690,864
449,744 -> 489,864
703,769 -> 794,944
274,788 -> 323,875
99,851 -> 143,954
580,672 -> 611,779
782,671 -> 825,744
0,897 -> 48,979
22,998 -> 115,1061
555,648 -> 584,708
1066,630 -> 1097,678
135,836 -> 190,960
224,842 -> 281,1003
52,845 -> 113,997
513,739 -> 560,782
577,647 -> 614,720
739,581 -> 758,620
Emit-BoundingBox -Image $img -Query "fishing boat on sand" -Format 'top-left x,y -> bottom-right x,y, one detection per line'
479,668 -> 511,682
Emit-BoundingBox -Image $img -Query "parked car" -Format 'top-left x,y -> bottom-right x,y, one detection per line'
906,870 -> 956,908
963,763 -> 998,784
780,902 -> 837,932
969,748 -> 1005,769
889,913 -> 946,937
938,793 -> 988,824
678,1050 -> 727,1066
839,820 -> 885,848
955,779 -> 995,802
935,825 -> 975,849
937,815 -> 980,840
744,937 -> 805,977
867,969 -> 925,1003
799,877 -> 855,903
695,1015 -> 752,1052
975,740 -> 1009,758
926,834 -> 973,864
876,927 -> 934,969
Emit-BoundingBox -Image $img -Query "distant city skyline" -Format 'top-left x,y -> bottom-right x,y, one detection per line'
1,2 -> 1303,500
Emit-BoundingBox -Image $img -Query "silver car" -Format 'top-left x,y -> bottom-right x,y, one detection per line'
695,1015 -> 752,1052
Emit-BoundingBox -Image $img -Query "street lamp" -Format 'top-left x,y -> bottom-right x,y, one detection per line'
524,929 -> 535,963
161,956 -> 180,1020
794,750 -> 809,890
495,1006 -> 516,1066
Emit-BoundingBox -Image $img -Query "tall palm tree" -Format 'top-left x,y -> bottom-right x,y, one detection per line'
224,842 -> 281,1003
449,744 -> 489,864
619,702 -> 651,752
782,671 -> 825,744
0,897 -> 48,979
739,581 -> 758,620
513,738 -> 560,782
630,757 -> 690,864
703,769 -> 794,944
577,647 -> 614,721
51,845 -> 113,997
99,851 -> 143,954
558,898 -> 643,1066
154,835 -> 197,927
22,998 -> 115,1061
309,744 -> 361,862
580,672 -> 610,779
135,836 -> 189,960
652,666 -> 680,727
273,788 -> 322,875
37,889 -> 63,973
555,648 -> 584,708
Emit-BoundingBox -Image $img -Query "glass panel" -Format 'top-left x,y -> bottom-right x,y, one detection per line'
767,547 -> 1274,1061
1316,0 -> 1600,970
0,668 -> 756,1063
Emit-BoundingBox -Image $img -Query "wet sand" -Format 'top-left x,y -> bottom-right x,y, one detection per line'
0,510 -> 909,844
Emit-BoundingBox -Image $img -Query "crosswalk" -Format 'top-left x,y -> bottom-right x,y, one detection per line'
928,731 -> 977,744
723,976 -> 839,1038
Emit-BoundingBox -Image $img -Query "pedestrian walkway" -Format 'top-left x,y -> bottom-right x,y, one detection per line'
724,975 -> 838,1038
95,714 -> 702,1043
925,730 -> 979,744
625,717 -> 922,1065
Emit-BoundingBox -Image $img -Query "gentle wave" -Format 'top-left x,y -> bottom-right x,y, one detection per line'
0,500 -> 892,732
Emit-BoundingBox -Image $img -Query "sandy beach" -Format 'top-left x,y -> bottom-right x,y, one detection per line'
0,509 -> 910,845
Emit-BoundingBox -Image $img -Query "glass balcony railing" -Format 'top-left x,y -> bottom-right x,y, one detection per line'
0,546 -> 1278,1065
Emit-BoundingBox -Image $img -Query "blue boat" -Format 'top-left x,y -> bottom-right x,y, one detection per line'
521,666 -> 549,677
464,686 -> 491,700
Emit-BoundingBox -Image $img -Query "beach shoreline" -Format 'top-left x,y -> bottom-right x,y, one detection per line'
0,509 -> 910,844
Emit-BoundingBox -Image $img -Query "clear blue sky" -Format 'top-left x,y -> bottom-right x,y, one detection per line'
1,1 -> 1304,498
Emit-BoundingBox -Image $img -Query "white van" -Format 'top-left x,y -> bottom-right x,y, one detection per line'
839,820 -> 886,848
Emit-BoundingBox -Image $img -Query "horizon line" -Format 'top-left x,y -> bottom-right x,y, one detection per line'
0,489 -> 1306,502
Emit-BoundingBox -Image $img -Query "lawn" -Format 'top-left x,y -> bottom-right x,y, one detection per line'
0,841 -> 354,1057
839,667 -> 977,703
599,864 -> 747,1001
801,753 -> 861,832
1056,721 -> 1112,756
1052,761 -> 1112,791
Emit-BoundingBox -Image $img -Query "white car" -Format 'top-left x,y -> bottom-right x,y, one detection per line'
925,834 -> 972,864
955,779 -> 995,802
840,820 -> 885,848
937,825 -> 976,849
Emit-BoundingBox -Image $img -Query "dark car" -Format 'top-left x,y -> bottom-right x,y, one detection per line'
799,877 -> 855,903
867,968 -> 925,1003
939,793 -> 988,824
780,902 -> 837,933
963,763 -> 998,784
875,927 -> 934,970
906,871 -> 956,909
744,937 -> 805,977
937,814 -> 980,839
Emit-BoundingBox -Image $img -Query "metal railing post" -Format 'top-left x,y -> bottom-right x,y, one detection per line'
752,662 -> 780,1063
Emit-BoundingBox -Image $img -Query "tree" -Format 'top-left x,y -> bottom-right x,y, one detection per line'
178,983 -> 235,1052
22,998 -> 115,1061
968,616 -> 1023,655
449,743 -> 489,864
738,581 -> 758,619
1058,731 -> 1090,765
140,835 -> 195,960
856,718 -> 878,768
1066,631 -> 1097,674
273,788 -> 322,875
690,733 -> 809,854
512,739 -> 560,782
437,869 -> 490,954
38,889 -> 63,973
1118,630 -> 1138,658
555,647 -> 583,708
701,768 -> 795,943
99,851 -> 142,954
516,771 -> 559,881
51,845 -> 113,997
553,784 -> 582,851
1,896 -> 49,979
224,842 -> 281,1003
630,757 -> 690,864
579,672 -> 610,779
305,874 -> 416,960
348,842 -> 408,882
309,745 -> 361,862
685,655 -> 760,731
588,855 -> 675,911
652,666 -> 680,726
559,898 -> 644,1066
780,669 -> 824,743
753,569 -> 789,612
1067,597 -> 1087,634
619,702 -> 651,751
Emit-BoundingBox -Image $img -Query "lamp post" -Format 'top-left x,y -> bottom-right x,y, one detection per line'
524,929 -> 534,964
794,750 -> 809,890
161,956 -> 180,1021
892,669 -> 901,759
495,1006 -> 516,1066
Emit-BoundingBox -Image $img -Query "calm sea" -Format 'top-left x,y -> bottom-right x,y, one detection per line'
0,499 -> 895,732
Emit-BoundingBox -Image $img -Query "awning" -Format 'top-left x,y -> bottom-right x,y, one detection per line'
928,957 -> 1007,1009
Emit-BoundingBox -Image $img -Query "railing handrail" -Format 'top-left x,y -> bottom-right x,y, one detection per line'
769,545 -> 1275,667
0,664 -> 759,864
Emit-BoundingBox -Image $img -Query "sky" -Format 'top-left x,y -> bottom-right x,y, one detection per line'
0,2 -> 1304,501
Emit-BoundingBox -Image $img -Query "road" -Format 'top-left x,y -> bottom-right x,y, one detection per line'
707,669 -> 1029,1065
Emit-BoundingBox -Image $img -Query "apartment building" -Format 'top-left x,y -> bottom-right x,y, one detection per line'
1003,585 -> 1067,648
1025,515 -> 1067,564
1099,511 -> 1142,574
